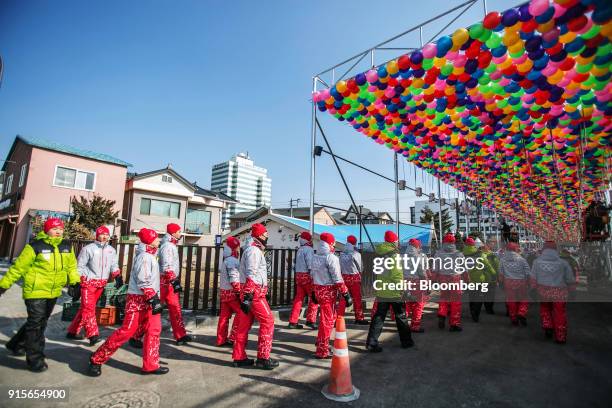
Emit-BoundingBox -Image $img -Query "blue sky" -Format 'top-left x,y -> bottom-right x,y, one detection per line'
0,0 -> 515,221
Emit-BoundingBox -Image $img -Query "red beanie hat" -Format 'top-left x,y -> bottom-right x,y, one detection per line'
43,217 -> 64,233
384,230 -> 398,243
251,223 -> 267,238
408,238 -> 421,248
96,225 -> 110,238
442,233 -> 456,244
226,236 -> 240,257
138,228 -> 158,245
167,223 -> 182,235
506,242 -> 520,252
465,237 -> 476,246
543,240 -> 557,250
347,235 -> 357,245
300,231 -> 312,241
320,232 -> 335,246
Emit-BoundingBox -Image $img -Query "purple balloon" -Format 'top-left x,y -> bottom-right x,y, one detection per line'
410,51 -> 423,65
525,36 -> 542,53
518,4 -> 532,22
502,9 -> 520,27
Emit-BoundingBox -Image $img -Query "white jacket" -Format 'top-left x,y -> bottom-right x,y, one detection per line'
240,243 -> 267,286
220,249 -> 241,291
77,241 -> 119,281
158,233 -> 179,277
530,249 -> 576,288
499,251 -> 530,280
128,244 -> 161,296
311,241 -> 343,286
339,244 -> 362,275
295,244 -> 314,273
433,243 -> 465,276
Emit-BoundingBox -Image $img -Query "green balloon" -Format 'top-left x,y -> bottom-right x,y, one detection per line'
478,28 -> 492,43
441,64 -> 453,76
469,23 -> 484,39
576,63 -> 592,74
582,25 -> 600,40
485,33 -> 502,49
422,58 -> 434,70
478,74 -> 490,85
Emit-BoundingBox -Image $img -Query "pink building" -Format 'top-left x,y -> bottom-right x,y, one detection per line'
0,136 -> 130,259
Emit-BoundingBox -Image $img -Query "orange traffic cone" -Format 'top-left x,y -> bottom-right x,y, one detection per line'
321,315 -> 360,402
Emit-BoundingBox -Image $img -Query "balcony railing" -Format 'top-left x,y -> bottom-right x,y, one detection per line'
184,222 -> 211,235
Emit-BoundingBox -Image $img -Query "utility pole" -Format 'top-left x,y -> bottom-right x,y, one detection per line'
289,198 -> 301,218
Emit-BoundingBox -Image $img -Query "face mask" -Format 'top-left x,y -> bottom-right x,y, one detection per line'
256,236 -> 268,247
223,246 -> 231,258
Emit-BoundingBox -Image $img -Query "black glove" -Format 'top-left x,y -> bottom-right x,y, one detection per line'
311,291 -> 318,304
240,292 -> 254,314
148,294 -> 163,315
68,283 -> 81,302
114,275 -> 124,289
0,287 -> 6,297
171,278 -> 183,293
343,292 -> 353,308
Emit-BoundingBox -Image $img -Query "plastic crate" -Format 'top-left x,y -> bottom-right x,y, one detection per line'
96,306 -> 117,326
96,283 -> 117,308
62,301 -> 80,322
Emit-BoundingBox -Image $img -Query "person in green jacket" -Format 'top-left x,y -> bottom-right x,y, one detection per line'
463,237 -> 496,322
0,218 -> 79,372
481,243 -> 500,315
365,231 -> 413,352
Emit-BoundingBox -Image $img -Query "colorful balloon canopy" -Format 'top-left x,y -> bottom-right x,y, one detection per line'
313,0 -> 611,242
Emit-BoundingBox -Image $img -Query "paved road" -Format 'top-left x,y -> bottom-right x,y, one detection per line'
1,266 -> 611,408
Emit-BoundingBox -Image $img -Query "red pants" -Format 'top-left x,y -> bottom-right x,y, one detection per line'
337,274 -> 364,321
216,289 -> 241,346
67,278 -> 106,338
232,280 -> 274,361
538,285 -> 568,342
314,285 -> 338,358
504,279 -> 529,322
91,294 -> 161,372
289,272 -> 318,324
405,283 -> 428,331
371,300 -> 396,320
160,283 -> 187,340
437,274 -> 462,327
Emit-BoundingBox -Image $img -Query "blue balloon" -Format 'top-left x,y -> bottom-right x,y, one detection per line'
502,8 -> 519,27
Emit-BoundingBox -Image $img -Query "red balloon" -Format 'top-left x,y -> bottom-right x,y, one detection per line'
559,58 -> 575,71
568,16 -> 588,32
522,19 -> 538,33
398,55 -> 411,70
483,11 -> 502,29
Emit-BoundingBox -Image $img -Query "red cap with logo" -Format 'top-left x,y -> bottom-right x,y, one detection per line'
320,232 -> 335,246
167,223 -> 181,235
347,235 -> 357,245
442,233 -> 456,244
300,231 -> 312,241
408,238 -> 421,248
138,228 -> 158,245
384,230 -> 398,243
43,218 -> 65,233
96,225 -> 110,239
251,223 -> 267,238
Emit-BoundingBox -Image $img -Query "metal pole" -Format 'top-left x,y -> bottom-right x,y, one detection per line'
465,192 -> 470,236
309,78 -> 317,236
359,205 -> 363,246
483,0 -> 488,16
394,153 -> 400,241
437,178 -> 443,242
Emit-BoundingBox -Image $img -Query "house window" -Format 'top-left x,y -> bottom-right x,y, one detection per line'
4,174 -> 13,195
139,198 -> 181,218
185,209 -> 212,234
19,164 -> 27,187
162,175 -> 173,183
54,166 -> 95,191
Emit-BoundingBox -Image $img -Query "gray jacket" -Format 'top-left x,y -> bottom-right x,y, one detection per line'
403,245 -> 427,279
433,243 -> 465,276
530,249 -> 576,288
128,243 -> 161,296
311,241 -> 343,286
499,251 -> 530,280
295,244 -> 314,273
240,244 -> 267,286
339,244 -> 362,275
158,233 -> 180,277
220,246 -> 241,290
77,241 -> 119,281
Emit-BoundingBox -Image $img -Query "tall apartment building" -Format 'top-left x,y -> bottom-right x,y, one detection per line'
211,153 -> 272,230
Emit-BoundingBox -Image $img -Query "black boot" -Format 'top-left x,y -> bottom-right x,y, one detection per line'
305,321 -> 318,330
176,335 -> 193,345
89,336 -> 101,346
518,316 -> 527,327
287,323 -> 304,329
354,319 -> 369,325
438,316 -> 446,329
233,358 -> 254,367
449,325 -> 463,332
511,319 -> 519,326
255,358 -> 279,370
129,338 -> 143,348
141,367 -> 170,375
471,310 -> 480,322
66,332 -> 84,340
88,361 -> 102,377
28,360 -> 48,373
401,339 -> 415,349
544,328 -> 553,339
367,344 -> 383,353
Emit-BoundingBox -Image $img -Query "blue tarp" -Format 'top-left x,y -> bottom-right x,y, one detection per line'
275,214 -> 432,245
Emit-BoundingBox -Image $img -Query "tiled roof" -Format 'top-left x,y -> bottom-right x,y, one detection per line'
16,135 -> 131,167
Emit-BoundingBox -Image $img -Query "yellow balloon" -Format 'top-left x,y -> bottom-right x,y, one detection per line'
508,41 -> 524,54
387,59 -> 399,75
548,69 -> 564,84
558,30 -> 577,44
503,31 -> 520,47
452,28 -> 469,47
412,78 -> 424,88
336,80 -> 347,93
537,20 -> 556,35
433,57 -> 446,68
601,20 -> 612,40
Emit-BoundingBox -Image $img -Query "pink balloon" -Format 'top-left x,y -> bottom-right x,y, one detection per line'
454,54 -> 467,67
529,0 -> 549,17
384,87 -> 395,98
312,92 -> 321,102
366,69 -> 378,83
422,43 -> 437,59
552,3 -> 565,18
320,89 -> 330,100
542,27 -> 559,43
